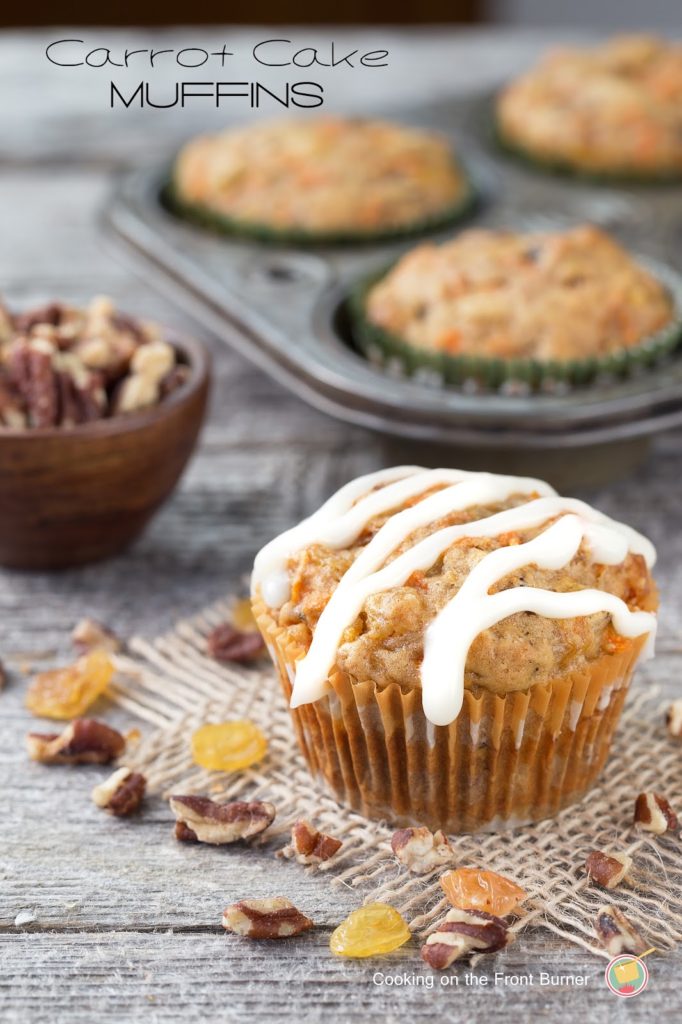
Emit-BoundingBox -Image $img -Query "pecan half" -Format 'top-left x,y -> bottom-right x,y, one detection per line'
72,617 -> 122,654
222,897 -> 313,939
279,820 -> 342,864
595,905 -> 647,957
8,339 -> 59,427
92,767 -> 146,816
634,792 -> 679,834
391,826 -> 456,874
169,796 -> 275,844
206,623 -> 264,663
14,302 -> 63,332
665,700 -> 682,739
585,851 -> 632,889
421,907 -> 510,970
26,719 -> 125,765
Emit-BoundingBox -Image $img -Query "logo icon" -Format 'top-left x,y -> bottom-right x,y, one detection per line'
605,954 -> 649,998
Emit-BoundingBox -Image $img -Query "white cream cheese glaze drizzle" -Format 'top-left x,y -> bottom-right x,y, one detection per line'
253,468 -> 657,727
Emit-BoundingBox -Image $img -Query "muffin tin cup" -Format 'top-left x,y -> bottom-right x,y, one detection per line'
254,595 -> 649,833
492,115 -> 682,186
163,174 -> 479,248
348,260 -> 682,393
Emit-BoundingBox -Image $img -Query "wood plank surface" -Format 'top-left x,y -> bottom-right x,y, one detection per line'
1,26 -> 680,1024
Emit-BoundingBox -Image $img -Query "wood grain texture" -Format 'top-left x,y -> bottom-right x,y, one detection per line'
1,25 -> 681,1024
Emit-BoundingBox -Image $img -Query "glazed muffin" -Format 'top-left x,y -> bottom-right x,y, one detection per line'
171,117 -> 474,243
253,466 -> 657,832
496,35 -> 682,178
350,225 -> 681,389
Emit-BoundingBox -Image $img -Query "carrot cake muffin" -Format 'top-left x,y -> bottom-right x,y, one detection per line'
171,117 -> 473,242
252,466 -> 658,832
351,224 -> 680,388
496,34 -> 682,178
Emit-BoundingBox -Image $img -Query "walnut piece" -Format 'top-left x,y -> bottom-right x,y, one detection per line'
665,700 -> 682,739
595,905 -> 647,957
92,767 -> 146,816
26,719 -> 125,765
169,796 -> 275,844
72,617 -> 122,654
279,820 -> 342,864
222,897 -> 313,939
391,826 -> 456,874
206,623 -> 264,663
585,851 -> 632,889
421,907 -> 510,969
634,792 -> 679,834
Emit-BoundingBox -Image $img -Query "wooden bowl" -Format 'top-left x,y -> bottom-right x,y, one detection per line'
0,333 -> 210,570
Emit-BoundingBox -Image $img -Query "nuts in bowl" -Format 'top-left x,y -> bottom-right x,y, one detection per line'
0,293 -> 209,569
0,296 -> 189,428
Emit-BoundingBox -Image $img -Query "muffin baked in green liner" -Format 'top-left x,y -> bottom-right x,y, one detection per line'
492,119 -> 682,186
494,35 -> 682,183
347,227 -> 682,393
168,116 -> 477,246
164,177 -> 478,247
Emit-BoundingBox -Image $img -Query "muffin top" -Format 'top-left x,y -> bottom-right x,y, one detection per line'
363,225 -> 674,361
253,467 -> 657,725
497,34 -> 682,175
173,117 -> 468,235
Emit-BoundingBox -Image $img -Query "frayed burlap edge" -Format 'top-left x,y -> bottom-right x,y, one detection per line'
110,596 -> 682,962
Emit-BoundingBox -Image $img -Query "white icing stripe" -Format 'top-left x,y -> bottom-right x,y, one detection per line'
292,485 -> 566,707
290,496 -> 654,709
255,466 -> 656,727
421,516 -> 656,725
251,465 -> 422,606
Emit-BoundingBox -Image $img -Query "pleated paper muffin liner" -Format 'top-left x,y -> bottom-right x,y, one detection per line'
347,259 -> 682,393
162,173 -> 478,248
254,594 -> 649,833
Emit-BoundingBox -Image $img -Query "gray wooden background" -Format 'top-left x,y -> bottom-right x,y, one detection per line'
1,27 -> 680,1024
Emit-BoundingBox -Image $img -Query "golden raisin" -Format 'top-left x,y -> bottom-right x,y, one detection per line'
191,720 -> 267,772
440,868 -> 527,916
231,598 -> 258,632
25,650 -> 114,720
329,903 -> 411,957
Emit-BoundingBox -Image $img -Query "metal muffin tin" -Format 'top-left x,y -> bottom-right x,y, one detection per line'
102,95 -> 682,486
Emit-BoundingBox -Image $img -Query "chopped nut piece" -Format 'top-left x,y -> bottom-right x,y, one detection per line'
585,851 -> 632,889
391,826 -> 456,874
665,700 -> 682,739
421,907 -> 510,970
206,623 -> 264,663
72,617 -> 122,654
92,767 -> 146,816
634,792 -> 679,834
595,905 -> 647,957
279,820 -> 342,864
26,718 -> 125,765
169,796 -> 275,844
130,340 -> 175,381
222,897 -> 313,939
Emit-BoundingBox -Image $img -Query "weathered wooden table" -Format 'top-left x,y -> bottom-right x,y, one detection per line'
1,27 -> 680,1023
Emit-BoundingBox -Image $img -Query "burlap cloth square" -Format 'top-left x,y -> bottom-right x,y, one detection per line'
111,597 -> 682,960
